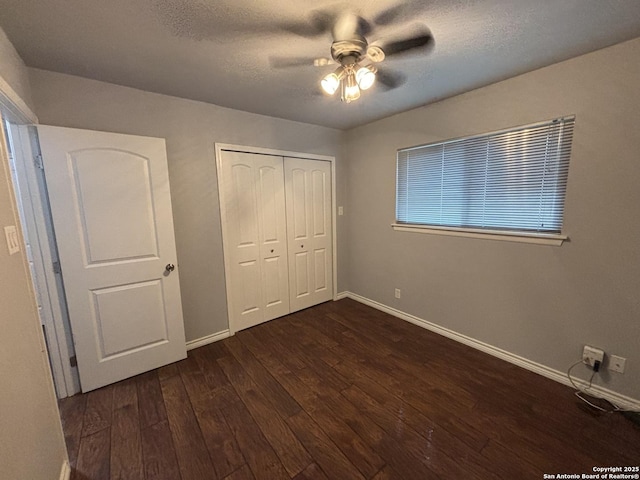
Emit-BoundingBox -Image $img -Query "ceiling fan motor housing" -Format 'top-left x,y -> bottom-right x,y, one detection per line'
331,38 -> 368,64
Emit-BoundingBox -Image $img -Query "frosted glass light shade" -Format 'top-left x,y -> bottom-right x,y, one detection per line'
321,72 -> 340,95
342,73 -> 360,103
356,65 -> 376,90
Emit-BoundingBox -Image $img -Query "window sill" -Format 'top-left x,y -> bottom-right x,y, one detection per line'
391,223 -> 567,246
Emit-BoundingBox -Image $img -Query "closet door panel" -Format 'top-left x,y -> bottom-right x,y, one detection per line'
285,157 -> 333,312
314,248 -> 328,291
294,251 -> 311,297
256,162 -> 290,321
220,151 -> 289,331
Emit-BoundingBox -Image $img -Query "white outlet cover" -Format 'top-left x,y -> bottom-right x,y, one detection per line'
4,225 -> 20,255
610,355 -> 626,374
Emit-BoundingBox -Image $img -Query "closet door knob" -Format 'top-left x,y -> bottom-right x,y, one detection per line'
165,263 -> 175,272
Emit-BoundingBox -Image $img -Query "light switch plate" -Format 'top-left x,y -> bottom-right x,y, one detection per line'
4,225 -> 20,255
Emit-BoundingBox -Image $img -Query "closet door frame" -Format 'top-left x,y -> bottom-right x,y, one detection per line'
215,143 -> 337,335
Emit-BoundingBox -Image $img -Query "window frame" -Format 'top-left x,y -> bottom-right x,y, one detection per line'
393,117 -> 574,246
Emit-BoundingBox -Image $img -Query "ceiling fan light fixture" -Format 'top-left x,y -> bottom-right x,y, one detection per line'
342,71 -> 361,103
321,68 -> 343,95
356,64 -> 376,90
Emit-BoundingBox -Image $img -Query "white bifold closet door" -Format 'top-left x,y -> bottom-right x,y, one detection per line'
220,151 -> 291,332
284,157 -> 333,312
219,151 -> 332,333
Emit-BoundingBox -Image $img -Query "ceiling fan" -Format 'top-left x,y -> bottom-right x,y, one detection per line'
271,7 -> 434,103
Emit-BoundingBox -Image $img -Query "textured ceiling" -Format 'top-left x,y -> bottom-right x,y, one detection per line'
1,0 -> 640,129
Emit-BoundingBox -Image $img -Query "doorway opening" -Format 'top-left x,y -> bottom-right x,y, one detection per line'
3,120 -> 80,398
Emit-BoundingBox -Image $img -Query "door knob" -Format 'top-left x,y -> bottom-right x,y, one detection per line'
165,263 -> 175,272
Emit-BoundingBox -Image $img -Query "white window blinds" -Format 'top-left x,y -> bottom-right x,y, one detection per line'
396,117 -> 575,234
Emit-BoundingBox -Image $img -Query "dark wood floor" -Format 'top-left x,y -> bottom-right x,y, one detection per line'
59,299 -> 640,480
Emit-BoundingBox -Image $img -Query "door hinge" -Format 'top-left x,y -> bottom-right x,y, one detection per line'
52,261 -> 61,274
34,154 -> 44,170
69,355 -> 77,367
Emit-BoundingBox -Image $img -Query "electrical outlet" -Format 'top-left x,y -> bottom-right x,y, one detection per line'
582,345 -> 605,368
394,288 -> 401,299
338,206 -> 344,216
609,355 -> 626,374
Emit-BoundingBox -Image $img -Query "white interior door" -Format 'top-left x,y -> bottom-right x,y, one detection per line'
219,151 -> 290,332
38,125 -> 186,392
284,157 -> 333,312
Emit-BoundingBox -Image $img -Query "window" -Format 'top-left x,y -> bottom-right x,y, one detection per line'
395,117 -> 574,242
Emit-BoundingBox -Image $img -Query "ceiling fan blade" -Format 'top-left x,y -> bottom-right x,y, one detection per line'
375,68 -> 407,90
358,16 -> 373,36
373,4 -> 407,26
269,56 -> 333,69
373,1 -> 428,26
379,27 -> 434,57
278,9 -> 334,38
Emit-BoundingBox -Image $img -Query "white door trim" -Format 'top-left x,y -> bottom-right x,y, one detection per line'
215,143 -> 337,335
7,125 -> 80,398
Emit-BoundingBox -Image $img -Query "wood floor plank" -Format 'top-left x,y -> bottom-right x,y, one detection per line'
338,409 -> 441,480
192,343 -> 234,390
341,384 -> 500,480
292,463 -> 329,480
245,324 -> 308,371
193,406 -> 245,480
302,397 -> 385,479
218,355 -> 311,477
59,299 -> 640,480
176,352 -> 245,480
136,371 -> 167,429
157,363 -> 179,381
224,336 -> 302,418
370,465 -> 404,480
280,338 -> 350,394
111,378 -> 143,479
159,374 -> 216,480
238,341 -> 319,412
331,355 -> 489,452
222,464 -> 255,480
284,314 -> 340,349
113,378 -> 137,410
111,399 -> 144,480
74,427 -> 111,480
286,410 -> 365,480
59,393 -> 87,470
468,398 -> 609,473
220,396 -> 290,480
81,385 -> 114,437
480,440 -> 543,480
177,354 -> 212,411
141,420 -> 182,480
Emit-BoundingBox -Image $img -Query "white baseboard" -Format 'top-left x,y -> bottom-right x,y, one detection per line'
59,460 -> 71,480
341,291 -> 640,411
186,329 -> 230,351
334,291 -> 350,300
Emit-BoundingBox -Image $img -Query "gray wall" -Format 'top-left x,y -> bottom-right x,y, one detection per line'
0,28 -> 35,114
0,28 -> 68,480
345,37 -> 640,400
29,68 -> 347,341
